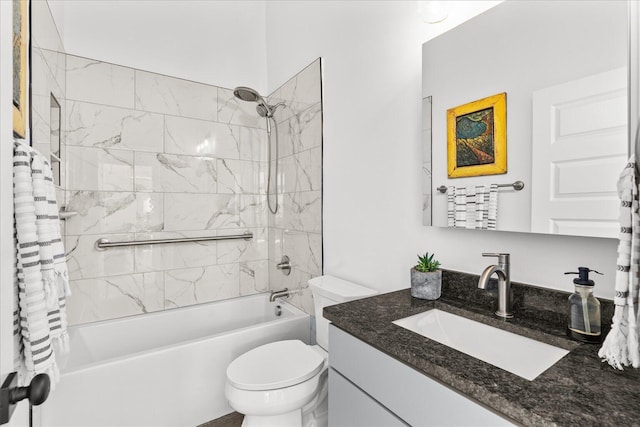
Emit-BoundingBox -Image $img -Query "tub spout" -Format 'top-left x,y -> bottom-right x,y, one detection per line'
269,288 -> 290,302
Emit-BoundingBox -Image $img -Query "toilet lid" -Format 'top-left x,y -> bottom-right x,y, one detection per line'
226,340 -> 325,391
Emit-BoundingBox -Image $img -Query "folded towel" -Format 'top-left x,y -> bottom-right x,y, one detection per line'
599,156 -> 640,369
13,140 -> 70,386
447,184 -> 498,230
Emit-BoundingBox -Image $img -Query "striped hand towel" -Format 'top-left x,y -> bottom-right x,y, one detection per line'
13,140 -> 70,386
599,156 -> 640,369
447,184 -> 498,230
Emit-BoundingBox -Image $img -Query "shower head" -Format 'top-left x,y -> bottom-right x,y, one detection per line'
233,86 -> 270,117
233,86 -> 284,119
233,86 -> 264,103
233,87 -> 285,215
256,104 -> 269,118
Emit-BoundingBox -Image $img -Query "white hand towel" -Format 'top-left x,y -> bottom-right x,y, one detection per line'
446,185 -> 498,230
599,156 -> 640,369
13,140 -> 70,387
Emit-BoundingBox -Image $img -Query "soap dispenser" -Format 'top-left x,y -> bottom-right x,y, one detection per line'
565,267 -> 602,343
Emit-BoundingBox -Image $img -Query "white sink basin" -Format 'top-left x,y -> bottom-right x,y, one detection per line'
392,309 -> 569,381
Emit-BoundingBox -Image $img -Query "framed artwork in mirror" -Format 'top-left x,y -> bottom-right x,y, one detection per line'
13,0 -> 28,138
447,92 -> 506,178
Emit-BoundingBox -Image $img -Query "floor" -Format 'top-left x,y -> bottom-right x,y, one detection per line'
198,412 -> 244,427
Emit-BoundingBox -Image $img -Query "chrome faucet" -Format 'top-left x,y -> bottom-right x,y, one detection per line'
478,253 -> 513,319
269,288 -> 290,302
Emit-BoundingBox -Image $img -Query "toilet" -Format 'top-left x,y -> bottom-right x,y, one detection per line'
225,275 -> 377,427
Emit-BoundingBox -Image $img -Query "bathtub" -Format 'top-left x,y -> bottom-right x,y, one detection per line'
39,293 -> 311,427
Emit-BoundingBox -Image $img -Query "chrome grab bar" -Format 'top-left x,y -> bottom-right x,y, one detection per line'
437,180 -> 524,194
94,232 -> 253,251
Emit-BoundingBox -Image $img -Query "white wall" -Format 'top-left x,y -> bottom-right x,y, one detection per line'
40,0 -> 620,299
265,0 -> 618,299
48,0 -> 268,92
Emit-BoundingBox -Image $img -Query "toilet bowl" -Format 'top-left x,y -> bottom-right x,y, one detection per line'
224,275 -> 377,427
225,341 -> 328,426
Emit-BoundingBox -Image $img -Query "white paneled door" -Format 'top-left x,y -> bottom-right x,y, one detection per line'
531,67 -> 628,238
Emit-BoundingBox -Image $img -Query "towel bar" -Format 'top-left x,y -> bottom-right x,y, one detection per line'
94,232 -> 253,251
437,180 -> 524,194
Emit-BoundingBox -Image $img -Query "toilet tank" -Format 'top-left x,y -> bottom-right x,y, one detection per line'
309,275 -> 378,350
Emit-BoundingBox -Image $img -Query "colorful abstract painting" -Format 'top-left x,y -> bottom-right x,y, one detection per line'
447,93 -> 506,178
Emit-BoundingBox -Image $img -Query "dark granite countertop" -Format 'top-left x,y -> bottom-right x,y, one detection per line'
323,270 -> 640,427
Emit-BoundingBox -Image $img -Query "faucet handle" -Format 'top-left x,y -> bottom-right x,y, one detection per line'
482,253 -> 510,264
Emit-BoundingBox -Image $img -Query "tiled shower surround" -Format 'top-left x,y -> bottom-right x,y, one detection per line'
267,68 -> 323,314
60,55 -> 323,325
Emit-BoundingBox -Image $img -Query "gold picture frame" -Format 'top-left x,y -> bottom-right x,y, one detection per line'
447,92 -> 506,178
13,0 -> 28,138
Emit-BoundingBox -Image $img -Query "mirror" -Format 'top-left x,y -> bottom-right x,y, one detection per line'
422,0 -> 629,238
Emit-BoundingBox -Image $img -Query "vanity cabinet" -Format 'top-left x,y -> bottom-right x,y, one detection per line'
328,325 -> 514,426
329,369 -> 406,426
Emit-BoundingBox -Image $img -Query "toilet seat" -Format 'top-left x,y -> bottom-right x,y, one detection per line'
226,340 -> 325,391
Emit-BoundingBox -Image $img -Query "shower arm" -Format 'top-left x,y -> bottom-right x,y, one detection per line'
269,102 -> 286,114
260,102 -> 286,118
263,103 -> 285,134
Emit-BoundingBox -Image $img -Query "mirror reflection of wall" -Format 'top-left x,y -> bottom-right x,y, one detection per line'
50,94 -> 61,187
422,0 -> 628,238
422,96 -> 433,226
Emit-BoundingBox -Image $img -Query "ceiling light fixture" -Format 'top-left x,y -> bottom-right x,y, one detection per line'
418,1 -> 449,24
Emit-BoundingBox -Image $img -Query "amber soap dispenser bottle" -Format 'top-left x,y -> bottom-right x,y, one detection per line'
565,267 -> 602,343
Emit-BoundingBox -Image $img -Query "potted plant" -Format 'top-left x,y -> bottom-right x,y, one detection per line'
410,252 -> 442,300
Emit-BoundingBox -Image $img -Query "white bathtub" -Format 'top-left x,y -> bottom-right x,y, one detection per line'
39,293 -> 311,427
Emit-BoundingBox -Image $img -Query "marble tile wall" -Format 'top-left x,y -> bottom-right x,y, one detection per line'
62,54 -> 323,324
63,54 -> 272,325
31,1 -> 66,219
267,59 -> 323,315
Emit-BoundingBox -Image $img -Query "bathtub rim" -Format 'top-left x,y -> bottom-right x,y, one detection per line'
68,292 -> 303,329
60,293 -> 309,375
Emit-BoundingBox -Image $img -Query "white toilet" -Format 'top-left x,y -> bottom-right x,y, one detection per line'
225,275 -> 377,427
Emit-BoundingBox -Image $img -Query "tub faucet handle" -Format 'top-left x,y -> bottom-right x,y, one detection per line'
276,255 -> 292,276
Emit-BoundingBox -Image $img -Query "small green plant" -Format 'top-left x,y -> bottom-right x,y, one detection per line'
415,252 -> 440,273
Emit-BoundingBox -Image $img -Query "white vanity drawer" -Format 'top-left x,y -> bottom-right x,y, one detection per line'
328,324 -> 514,426
329,367 -> 407,427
